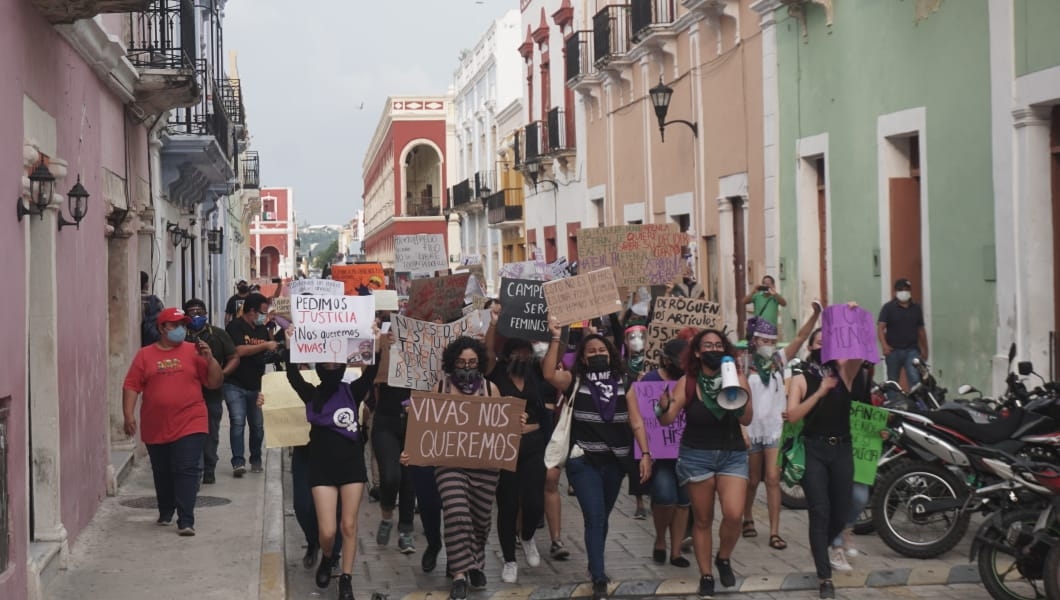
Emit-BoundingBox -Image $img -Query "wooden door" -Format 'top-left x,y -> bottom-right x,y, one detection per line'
1051,106 -> 1060,378
889,177 -> 923,295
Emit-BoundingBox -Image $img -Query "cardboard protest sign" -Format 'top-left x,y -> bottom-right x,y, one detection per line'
330,263 -> 386,295
578,224 -> 688,288
820,304 -> 881,364
372,289 -> 399,312
632,381 -> 683,459
404,392 -> 527,471
271,296 -> 291,320
289,295 -> 376,363
387,313 -> 478,390
261,371 -> 311,448
645,296 -> 723,367
543,268 -> 623,325
394,234 -> 448,275
497,278 -> 550,342
851,403 -> 890,485
289,278 -> 344,296
406,273 -> 471,323
498,261 -> 545,281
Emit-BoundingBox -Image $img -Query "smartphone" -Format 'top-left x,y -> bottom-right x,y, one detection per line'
758,285 -> 769,292
271,277 -> 282,283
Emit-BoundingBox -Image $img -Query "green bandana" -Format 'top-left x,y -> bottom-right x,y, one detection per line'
752,352 -> 775,386
697,373 -> 726,420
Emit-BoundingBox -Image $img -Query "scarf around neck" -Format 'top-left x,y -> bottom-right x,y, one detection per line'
585,370 -> 619,422
752,351 -> 775,386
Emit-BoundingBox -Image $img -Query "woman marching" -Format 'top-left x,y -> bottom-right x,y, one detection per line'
284,329 -> 381,600
542,315 -> 653,600
656,329 -> 753,600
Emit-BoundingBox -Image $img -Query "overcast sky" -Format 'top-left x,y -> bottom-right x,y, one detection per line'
224,0 -> 516,227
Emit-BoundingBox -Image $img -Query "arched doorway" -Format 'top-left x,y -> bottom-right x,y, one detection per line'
260,246 -> 280,278
403,143 -> 443,217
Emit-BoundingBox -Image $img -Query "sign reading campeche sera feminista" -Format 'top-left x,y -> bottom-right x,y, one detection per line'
404,392 -> 526,471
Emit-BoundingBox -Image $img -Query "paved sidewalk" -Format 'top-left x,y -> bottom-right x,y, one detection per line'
45,421 -> 274,600
282,459 -> 993,600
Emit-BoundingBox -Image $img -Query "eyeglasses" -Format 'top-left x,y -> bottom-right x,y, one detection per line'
699,342 -> 725,351
455,359 -> 479,369
186,309 -> 206,316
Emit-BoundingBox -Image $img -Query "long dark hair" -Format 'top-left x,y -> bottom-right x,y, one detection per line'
441,336 -> 488,375
570,333 -> 623,380
683,328 -> 734,401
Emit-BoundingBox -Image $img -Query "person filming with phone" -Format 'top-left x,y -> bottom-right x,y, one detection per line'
742,276 -> 787,331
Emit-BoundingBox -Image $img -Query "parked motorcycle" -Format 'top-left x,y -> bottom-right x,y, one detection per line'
965,446 -> 1060,600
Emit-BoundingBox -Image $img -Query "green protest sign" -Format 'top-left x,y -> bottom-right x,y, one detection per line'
850,403 -> 889,485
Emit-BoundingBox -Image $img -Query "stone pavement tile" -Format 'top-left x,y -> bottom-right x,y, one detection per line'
488,585 -> 536,599
865,567 -> 911,587
654,577 -> 698,595
780,571 -> 818,591
830,568 -> 869,588
738,573 -> 787,592
906,565 -> 952,586
945,564 -> 981,584
613,579 -> 661,597
528,582 -> 579,599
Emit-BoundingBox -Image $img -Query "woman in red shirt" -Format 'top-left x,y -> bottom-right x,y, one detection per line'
123,307 -> 223,536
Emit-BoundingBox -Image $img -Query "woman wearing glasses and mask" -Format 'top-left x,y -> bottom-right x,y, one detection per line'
656,329 -> 753,600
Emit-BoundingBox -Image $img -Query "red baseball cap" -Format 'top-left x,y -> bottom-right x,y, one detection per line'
157,307 -> 191,326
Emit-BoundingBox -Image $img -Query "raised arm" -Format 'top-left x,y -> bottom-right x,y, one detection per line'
782,301 -> 823,362
484,303 -> 500,376
656,378 -> 688,426
542,314 -> 572,392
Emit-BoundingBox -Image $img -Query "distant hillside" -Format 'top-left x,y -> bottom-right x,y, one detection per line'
297,224 -> 340,257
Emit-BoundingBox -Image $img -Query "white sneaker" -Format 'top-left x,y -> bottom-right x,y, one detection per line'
501,561 -> 518,583
521,537 -> 541,567
829,546 -> 853,572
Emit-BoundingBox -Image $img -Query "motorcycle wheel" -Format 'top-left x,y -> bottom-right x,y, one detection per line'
853,458 -> 910,535
976,508 -> 1048,600
780,480 -> 807,510
1044,543 -> 1060,600
871,460 -> 971,559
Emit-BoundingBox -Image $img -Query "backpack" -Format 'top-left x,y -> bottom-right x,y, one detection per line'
141,293 -> 164,347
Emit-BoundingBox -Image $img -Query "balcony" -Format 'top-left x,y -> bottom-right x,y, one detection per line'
241,151 -> 260,190
168,68 -> 237,160
631,0 -> 677,43
452,178 -> 473,210
565,30 -> 595,86
218,78 -> 245,125
593,5 -> 632,67
127,0 -> 200,114
406,196 -> 442,218
475,170 -> 496,199
486,190 -> 524,229
32,0 -> 151,24
524,121 -> 543,165
546,107 -> 575,158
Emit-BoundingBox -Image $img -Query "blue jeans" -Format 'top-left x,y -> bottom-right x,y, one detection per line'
649,459 -> 689,507
223,383 -> 264,468
832,483 -> 870,546
884,348 -> 921,389
566,455 -> 625,584
202,398 -> 224,474
146,433 -> 207,529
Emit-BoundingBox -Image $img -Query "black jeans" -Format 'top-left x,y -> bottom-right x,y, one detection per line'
496,432 -> 547,562
801,438 -> 854,580
146,433 -> 207,529
202,398 -> 224,474
411,465 -> 442,549
291,446 -> 341,555
371,413 -> 416,532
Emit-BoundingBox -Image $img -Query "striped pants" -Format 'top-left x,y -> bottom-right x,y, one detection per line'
436,467 -> 500,575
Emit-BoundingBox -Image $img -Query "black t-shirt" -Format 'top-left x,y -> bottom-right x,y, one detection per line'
225,317 -> 270,390
375,383 -> 412,418
225,293 -> 247,318
878,299 -> 924,349
801,368 -> 871,439
187,324 -> 236,402
489,365 -> 551,426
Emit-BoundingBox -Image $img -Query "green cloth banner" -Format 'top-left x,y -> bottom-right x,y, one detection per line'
851,403 -> 890,485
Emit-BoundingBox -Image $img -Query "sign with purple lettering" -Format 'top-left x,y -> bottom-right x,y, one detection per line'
820,304 -> 881,364
633,380 -> 684,459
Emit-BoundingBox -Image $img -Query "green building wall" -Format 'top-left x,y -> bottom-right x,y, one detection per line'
774,1 -> 996,390
1015,0 -> 1060,77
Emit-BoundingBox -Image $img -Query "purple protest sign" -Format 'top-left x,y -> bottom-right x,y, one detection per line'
820,304 -> 881,364
632,381 -> 684,459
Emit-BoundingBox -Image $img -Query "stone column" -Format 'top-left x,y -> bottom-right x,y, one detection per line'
752,0 -> 782,278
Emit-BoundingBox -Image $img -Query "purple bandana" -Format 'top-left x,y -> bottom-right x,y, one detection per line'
585,370 -> 619,422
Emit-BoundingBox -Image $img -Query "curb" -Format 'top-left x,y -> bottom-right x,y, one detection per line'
393,564 -> 980,599
260,447 -> 287,600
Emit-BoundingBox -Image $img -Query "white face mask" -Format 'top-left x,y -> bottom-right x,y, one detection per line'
531,342 -> 548,358
896,291 -> 912,302
756,344 -> 776,359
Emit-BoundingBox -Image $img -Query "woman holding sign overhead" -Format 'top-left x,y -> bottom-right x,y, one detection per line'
542,316 -> 653,600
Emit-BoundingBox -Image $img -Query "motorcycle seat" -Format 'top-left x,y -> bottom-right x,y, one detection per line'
919,408 -> 1028,444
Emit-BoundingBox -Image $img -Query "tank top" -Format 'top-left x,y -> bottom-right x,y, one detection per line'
570,377 -> 632,463
679,383 -> 746,451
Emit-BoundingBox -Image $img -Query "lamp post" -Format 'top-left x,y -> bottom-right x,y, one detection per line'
524,159 -> 558,192
16,159 -> 55,221
649,77 -> 699,142
57,175 -> 90,230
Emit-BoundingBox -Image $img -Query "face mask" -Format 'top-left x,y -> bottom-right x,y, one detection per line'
586,354 -> 610,373
626,336 -> 645,353
896,291 -> 912,302
531,342 -> 548,358
315,364 -> 345,386
451,367 -> 483,394
662,360 -> 684,380
189,315 -> 208,331
166,326 -> 187,343
700,351 -> 724,371
757,344 -> 776,359
255,313 -> 267,326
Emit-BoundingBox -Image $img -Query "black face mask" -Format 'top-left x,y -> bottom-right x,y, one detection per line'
700,351 -> 724,371
316,365 -> 345,386
586,355 -> 611,373
662,361 -> 684,380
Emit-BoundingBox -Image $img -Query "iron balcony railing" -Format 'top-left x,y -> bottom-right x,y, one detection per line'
475,170 -> 496,198
631,0 -> 676,42
524,121 -> 543,164
127,0 -> 196,70
407,196 -> 442,218
452,179 -> 473,208
241,151 -> 260,189
593,4 -> 632,66
218,78 -> 245,125
547,107 -> 573,153
565,30 -> 594,84
486,190 -> 524,226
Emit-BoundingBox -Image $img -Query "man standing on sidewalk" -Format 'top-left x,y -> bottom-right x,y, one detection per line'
224,292 -> 276,477
184,298 -> 239,484
877,278 -> 928,390
123,307 -> 223,535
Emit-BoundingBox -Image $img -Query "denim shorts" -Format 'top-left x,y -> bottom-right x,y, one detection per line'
747,439 -> 779,454
675,447 -> 749,485
649,460 -> 689,507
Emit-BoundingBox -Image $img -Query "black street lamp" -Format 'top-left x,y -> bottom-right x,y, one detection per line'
524,159 -> 558,192
649,77 -> 699,142
16,159 -> 55,221
58,175 -> 90,230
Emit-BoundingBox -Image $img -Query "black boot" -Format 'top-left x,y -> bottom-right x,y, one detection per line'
315,553 -> 333,589
338,574 -> 354,600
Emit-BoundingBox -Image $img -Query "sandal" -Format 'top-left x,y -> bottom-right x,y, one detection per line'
741,520 -> 757,538
769,534 -> 788,550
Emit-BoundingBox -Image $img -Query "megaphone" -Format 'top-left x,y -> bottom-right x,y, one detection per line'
717,356 -> 749,411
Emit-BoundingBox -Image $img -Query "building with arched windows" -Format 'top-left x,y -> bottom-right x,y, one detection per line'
251,187 -> 296,279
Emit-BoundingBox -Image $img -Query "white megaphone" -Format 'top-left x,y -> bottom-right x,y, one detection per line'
717,356 -> 749,411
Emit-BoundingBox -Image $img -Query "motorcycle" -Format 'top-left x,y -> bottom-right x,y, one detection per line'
965,446 -> 1060,600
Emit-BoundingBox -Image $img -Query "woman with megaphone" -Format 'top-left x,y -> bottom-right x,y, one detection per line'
656,329 -> 753,600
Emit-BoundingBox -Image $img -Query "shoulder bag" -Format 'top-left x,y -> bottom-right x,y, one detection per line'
544,376 -> 579,469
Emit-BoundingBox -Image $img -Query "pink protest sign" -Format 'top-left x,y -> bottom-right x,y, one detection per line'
820,304 -> 881,364
632,380 -> 684,459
